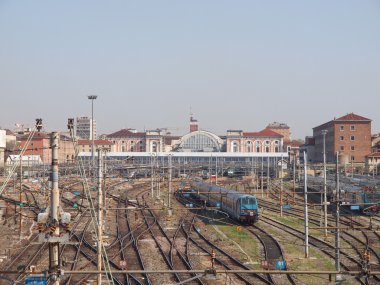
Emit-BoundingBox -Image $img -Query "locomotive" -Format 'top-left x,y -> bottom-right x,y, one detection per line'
190,180 -> 259,224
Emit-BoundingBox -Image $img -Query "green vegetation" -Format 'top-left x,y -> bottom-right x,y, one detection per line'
205,223 -> 262,269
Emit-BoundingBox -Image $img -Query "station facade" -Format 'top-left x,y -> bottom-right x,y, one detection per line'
89,115 -> 289,162
101,115 -> 286,155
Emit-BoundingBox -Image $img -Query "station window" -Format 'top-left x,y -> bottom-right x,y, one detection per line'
340,136 -> 344,141
350,125 -> 355,131
232,142 -> 239,152
247,141 -> 253,152
340,126 -> 344,131
351,156 -> 355,161
340,146 -> 344,151
255,141 -> 261,152
350,136 -> 355,141
351,146 -> 355,151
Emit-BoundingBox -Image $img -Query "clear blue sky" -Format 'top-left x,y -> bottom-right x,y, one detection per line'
1,0 -> 379,139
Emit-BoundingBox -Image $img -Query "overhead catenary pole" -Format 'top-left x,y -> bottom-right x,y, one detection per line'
19,153 -> 23,238
261,157 -> 264,198
151,153 -> 154,197
280,154 -> 283,217
303,151 -> 309,258
335,152 -> 342,283
50,132 -> 60,285
255,158 -> 259,193
97,149 -> 103,285
293,151 -> 296,203
209,154 -> 212,183
156,154 -> 160,199
168,154 -> 172,216
267,157 -> 270,198
215,156 -> 218,185
322,129 -> 328,238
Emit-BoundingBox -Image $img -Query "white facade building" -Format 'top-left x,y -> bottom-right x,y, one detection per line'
76,116 -> 97,140
0,130 -> 5,167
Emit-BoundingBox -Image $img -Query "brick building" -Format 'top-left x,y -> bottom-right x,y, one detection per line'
312,113 -> 372,164
18,132 -> 75,164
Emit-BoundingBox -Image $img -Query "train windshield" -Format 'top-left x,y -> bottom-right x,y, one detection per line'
240,197 -> 257,210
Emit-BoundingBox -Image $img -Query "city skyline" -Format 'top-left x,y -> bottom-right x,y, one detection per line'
1,1 -> 379,138
1,109 -> 377,140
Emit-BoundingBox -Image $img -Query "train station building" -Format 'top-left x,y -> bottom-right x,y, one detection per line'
86,115 -> 289,163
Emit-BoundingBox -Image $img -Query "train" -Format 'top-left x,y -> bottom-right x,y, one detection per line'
189,180 -> 259,224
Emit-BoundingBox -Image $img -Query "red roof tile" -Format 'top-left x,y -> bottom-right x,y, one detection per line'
243,129 -> 283,138
335,113 -> 371,122
106,129 -> 145,138
366,152 -> 380,158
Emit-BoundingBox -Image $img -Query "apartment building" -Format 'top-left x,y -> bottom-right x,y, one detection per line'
312,113 -> 371,163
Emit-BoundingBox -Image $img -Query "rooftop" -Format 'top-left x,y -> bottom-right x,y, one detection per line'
334,113 -> 371,122
106,129 -> 145,138
267,122 -> 290,129
243,129 -> 283,138
366,152 -> 380,158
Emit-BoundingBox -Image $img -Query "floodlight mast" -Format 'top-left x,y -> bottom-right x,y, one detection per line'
88,95 -> 98,175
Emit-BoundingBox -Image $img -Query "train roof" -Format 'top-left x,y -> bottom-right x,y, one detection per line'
191,180 -> 257,199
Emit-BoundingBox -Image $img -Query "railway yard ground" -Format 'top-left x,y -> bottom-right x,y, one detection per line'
0,174 -> 379,285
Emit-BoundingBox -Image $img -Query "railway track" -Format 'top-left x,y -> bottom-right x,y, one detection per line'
175,190 -> 291,284
260,198 -> 380,277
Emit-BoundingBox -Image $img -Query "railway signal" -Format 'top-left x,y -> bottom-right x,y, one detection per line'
275,260 -> 287,270
25,275 -> 47,285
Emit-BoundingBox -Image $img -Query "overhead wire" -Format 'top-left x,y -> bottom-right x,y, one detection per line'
0,126 -> 38,196
68,127 -> 115,284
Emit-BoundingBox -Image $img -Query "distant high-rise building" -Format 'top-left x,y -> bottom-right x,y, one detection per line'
76,116 -> 97,140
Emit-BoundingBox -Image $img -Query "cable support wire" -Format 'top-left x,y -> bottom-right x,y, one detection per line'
0,127 -> 37,195
69,128 -> 115,284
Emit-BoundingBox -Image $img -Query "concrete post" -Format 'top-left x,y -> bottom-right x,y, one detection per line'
50,132 -> 60,285
304,151 -> 309,258
97,149 -> 103,285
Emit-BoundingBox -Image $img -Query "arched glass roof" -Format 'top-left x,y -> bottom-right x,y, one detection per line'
178,130 -> 223,152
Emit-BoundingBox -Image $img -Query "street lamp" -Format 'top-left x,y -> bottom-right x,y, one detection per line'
88,95 -> 98,171
322,129 -> 328,237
